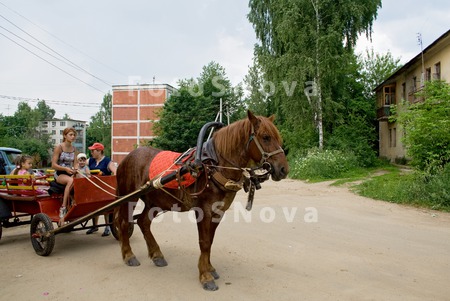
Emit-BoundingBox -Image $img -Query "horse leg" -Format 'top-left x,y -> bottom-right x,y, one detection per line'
196,210 -> 221,291
137,204 -> 167,267
114,202 -> 140,266
208,219 -> 221,280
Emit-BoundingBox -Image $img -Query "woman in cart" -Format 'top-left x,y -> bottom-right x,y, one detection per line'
85,142 -> 117,236
51,127 -> 78,225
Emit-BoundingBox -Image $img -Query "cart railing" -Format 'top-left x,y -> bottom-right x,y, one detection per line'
0,174 -> 49,197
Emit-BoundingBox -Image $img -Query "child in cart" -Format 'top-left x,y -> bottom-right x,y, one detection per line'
76,153 -> 91,178
10,155 -> 47,195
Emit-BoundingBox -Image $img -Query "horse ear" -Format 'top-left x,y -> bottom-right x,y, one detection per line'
268,115 -> 275,122
247,110 -> 260,129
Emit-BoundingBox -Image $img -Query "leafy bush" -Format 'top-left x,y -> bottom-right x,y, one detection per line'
289,148 -> 360,180
354,165 -> 450,211
395,80 -> 450,173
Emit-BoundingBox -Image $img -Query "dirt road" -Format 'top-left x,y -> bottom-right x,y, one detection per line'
1,179 -> 449,301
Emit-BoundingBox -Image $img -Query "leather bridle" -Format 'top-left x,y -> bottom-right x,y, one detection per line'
247,124 -> 284,165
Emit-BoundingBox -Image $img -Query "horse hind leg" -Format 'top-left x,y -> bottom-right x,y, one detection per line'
115,203 -> 140,266
138,204 -> 168,267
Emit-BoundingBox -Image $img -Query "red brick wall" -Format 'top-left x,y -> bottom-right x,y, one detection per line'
111,85 -> 172,164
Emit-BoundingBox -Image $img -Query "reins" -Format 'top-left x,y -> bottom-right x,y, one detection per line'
76,171 -> 117,198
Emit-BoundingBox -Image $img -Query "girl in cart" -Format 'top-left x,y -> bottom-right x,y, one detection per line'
51,127 -> 78,225
10,154 -> 33,176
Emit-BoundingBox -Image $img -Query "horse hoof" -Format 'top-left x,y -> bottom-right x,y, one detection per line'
153,258 -> 168,267
203,281 -> 219,291
210,271 -> 220,280
126,257 -> 141,267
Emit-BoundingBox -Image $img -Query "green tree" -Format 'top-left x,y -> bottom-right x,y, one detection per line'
86,93 -> 112,156
396,81 -> 450,173
0,101 -> 53,166
248,0 -> 382,151
152,80 -> 213,152
358,48 -> 401,100
152,62 -> 244,152
35,100 -> 56,121
244,57 -> 271,116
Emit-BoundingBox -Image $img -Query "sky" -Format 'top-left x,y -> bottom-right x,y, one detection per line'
0,0 -> 449,122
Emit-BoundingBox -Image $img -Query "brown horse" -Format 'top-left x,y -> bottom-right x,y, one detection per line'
114,111 -> 289,291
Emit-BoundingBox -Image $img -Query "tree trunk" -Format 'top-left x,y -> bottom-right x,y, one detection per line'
312,0 -> 324,150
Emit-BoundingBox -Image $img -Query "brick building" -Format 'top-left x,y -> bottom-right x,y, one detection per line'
111,83 -> 176,163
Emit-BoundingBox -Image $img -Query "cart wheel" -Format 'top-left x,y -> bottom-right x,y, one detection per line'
111,221 -> 134,240
30,213 -> 55,256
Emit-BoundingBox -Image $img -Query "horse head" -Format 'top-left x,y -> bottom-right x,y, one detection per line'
246,110 -> 289,181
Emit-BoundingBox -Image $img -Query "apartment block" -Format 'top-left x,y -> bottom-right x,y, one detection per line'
38,119 -> 87,152
111,83 -> 176,163
375,29 -> 450,162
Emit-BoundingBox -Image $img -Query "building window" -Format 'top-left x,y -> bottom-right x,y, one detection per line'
60,121 -> 66,127
434,62 -> 441,80
52,139 -> 56,144
52,121 -> 56,127
425,68 -> 431,81
383,85 -> 396,105
52,130 -> 56,135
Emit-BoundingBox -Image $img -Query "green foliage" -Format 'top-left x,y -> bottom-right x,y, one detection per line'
0,101 -> 53,166
396,81 -> 450,172
354,165 -> 450,211
243,57 -> 271,116
152,85 -> 214,152
247,0 -> 382,153
289,148 -> 360,181
327,115 -> 377,167
358,49 -> 401,99
86,93 -> 112,156
152,62 -> 246,152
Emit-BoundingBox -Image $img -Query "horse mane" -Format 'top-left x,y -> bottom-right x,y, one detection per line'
213,116 -> 282,160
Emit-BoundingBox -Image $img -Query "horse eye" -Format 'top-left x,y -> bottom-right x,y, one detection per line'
262,135 -> 271,142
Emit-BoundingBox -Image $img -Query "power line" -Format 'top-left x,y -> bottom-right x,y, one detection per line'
0,22 -> 111,87
0,1 -> 128,78
0,31 -> 107,94
0,14 -> 112,86
0,94 -> 102,108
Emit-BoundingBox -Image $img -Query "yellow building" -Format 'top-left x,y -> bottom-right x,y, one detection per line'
375,29 -> 450,162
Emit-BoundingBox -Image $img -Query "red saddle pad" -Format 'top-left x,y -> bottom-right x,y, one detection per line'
149,151 -> 196,189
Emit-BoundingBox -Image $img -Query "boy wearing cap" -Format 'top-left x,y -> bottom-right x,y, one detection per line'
76,153 -> 90,178
86,142 -> 117,236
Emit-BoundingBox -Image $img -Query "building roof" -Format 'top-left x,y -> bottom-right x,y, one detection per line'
112,83 -> 176,91
374,29 -> 450,91
40,119 -> 86,123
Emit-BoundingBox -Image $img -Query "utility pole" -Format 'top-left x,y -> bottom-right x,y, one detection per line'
417,32 -> 425,86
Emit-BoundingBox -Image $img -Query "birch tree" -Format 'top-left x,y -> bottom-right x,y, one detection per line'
248,0 -> 382,150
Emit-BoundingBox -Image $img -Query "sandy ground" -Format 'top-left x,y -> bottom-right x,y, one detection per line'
1,178 -> 450,301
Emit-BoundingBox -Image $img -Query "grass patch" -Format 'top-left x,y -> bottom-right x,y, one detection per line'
352,167 -> 450,212
288,148 -> 450,211
331,165 -> 398,186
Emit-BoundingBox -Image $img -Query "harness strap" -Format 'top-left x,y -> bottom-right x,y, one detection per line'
249,125 -> 284,164
209,169 -> 243,192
